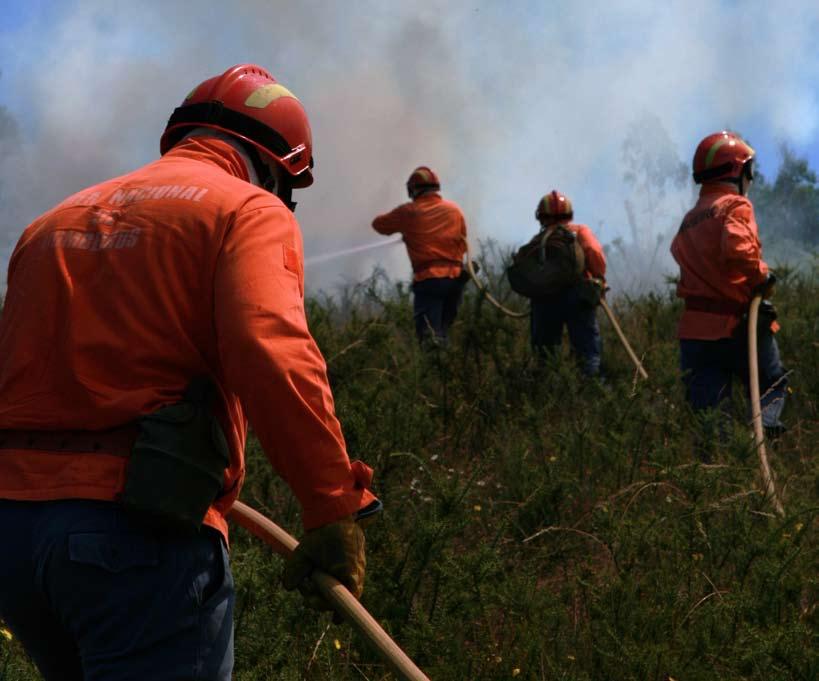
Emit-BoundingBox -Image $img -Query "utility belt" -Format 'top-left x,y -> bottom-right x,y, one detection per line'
414,259 -> 463,273
684,296 -> 747,316
0,376 -> 229,533
682,296 -> 778,338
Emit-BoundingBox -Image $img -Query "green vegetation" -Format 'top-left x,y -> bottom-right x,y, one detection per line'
2,256 -> 817,680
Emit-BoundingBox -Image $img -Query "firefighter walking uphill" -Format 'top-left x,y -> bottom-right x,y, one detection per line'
515,190 -> 607,376
0,64 -> 380,681
671,130 -> 787,457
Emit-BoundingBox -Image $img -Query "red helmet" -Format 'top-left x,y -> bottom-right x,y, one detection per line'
160,64 -> 313,188
692,131 -> 755,184
535,190 -> 573,222
406,166 -> 440,197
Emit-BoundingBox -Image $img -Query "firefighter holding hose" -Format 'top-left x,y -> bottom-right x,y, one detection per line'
671,131 -> 787,453
0,64 -> 379,680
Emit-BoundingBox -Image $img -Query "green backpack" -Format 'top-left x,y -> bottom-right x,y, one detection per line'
507,225 -> 585,299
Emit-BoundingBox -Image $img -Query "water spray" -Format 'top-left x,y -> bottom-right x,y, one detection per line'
305,235 -> 402,267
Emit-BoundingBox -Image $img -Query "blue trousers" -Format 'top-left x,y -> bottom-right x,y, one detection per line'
679,329 -> 787,429
412,276 -> 465,343
0,499 -> 234,681
530,286 -> 602,376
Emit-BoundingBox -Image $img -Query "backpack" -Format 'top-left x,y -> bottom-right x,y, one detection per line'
506,225 -> 585,299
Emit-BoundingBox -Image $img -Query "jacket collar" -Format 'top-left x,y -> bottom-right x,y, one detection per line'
699,182 -> 740,197
164,132 -> 259,185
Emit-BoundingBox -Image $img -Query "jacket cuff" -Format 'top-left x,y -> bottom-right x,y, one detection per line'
300,461 -> 378,531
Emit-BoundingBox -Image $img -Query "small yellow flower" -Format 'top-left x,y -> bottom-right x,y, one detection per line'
1,627 -> 12,641
795,522 -> 804,532
512,668 -> 521,677
473,504 -> 482,512
567,654 -> 576,661
548,456 -> 558,462
334,639 -> 342,650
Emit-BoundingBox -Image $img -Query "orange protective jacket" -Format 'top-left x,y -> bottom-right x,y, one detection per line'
372,192 -> 467,281
566,223 -> 606,281
670,186 -> 769,340
0,136 -> 376,540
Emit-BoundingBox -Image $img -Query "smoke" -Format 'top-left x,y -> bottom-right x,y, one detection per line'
0,0 -> 817,293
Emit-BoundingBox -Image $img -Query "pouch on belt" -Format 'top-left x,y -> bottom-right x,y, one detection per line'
121,376 -> 229,532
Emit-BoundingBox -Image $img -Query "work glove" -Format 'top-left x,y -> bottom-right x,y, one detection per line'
753,273 -> 777,299
592,277 -> 608,299
458,260 -> 479,284
578,277 -> 606,307
283,516 -> 367,619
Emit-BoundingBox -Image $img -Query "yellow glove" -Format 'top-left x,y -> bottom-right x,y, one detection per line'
282,516 -> 367,613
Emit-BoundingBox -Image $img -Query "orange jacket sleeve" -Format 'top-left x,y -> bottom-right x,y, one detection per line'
372,203 -> 411,236
214,197 -> 375,530
575,225 -> 607,281
720,199 -> 768,287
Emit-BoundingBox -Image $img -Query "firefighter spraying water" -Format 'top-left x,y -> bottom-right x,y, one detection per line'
371,166 -> 473,344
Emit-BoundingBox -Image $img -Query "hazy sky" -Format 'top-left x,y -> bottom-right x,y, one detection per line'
1,0 -> 817,292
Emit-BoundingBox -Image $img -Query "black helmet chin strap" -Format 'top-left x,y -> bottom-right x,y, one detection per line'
694,159 -> 754,196
244,143 -> 297,212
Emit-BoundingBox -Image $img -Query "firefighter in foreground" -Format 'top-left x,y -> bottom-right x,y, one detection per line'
372,166 -> 470,344
0,64 -> 379,681
510,190 -> 607,376
671,131 -> 786,447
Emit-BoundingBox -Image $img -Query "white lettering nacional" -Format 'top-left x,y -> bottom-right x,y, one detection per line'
108,185 -> 208,205
41,229 -> 141,251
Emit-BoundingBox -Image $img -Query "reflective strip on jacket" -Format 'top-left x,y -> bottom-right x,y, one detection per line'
372,193 -> 467,281
670,185 -> 769,340
0,136 -> 377,539
566,223 -> 606,281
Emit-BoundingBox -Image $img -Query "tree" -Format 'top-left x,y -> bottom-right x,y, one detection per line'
609,113 -> 690,295
753,145 -> 819,246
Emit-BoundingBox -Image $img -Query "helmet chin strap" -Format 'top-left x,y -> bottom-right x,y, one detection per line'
244,144 -> 297,212
178,128 -> 298,212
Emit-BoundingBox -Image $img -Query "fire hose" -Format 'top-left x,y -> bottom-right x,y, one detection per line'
228,501 -> 431,681
464,240 -> 649,380
599,299 -> 649,380
463,240 -> 529,318
747,295 -> 785,516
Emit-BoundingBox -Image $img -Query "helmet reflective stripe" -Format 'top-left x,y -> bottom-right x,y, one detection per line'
536,190 -> 573,221
416,169 -> 433,183
161,64 -> 314,187
703,138 -> 729,169
692,131 -> 754,185
244,84 -> 299,109
406,166 -> 440,195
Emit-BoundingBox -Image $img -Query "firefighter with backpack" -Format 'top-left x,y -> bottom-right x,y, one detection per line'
508,190 -> 607,376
